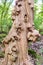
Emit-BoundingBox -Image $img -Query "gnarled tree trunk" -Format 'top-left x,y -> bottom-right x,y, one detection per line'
2,0 -> 40,65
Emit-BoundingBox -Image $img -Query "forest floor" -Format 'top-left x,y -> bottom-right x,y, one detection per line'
0,36 -> 43,65
28,36 -> 43,65
29,41 -> 43,65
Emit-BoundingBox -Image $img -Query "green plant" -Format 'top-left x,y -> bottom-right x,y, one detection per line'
0,0 -> 13,42
36,61 -> 41,65
28,49 -> 37,58
34,0 -> 43,35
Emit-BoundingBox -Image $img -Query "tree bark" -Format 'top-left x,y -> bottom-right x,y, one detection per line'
2,0 -> 40,65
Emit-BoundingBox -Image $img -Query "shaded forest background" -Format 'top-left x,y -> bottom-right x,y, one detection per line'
0,0 -> 43,65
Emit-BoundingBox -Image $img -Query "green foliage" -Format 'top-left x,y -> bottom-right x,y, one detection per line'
0,0 -> 13,42
28,49 -> 37,58
0,0 -> 13,32
28,48 -> 43,65
34,0 -> 38,3
36,61 -> 41,65
34,1 -> 43,35
28,49 -> 41,59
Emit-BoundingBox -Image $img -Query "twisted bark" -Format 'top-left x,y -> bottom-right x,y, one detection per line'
2,0 -> 40,65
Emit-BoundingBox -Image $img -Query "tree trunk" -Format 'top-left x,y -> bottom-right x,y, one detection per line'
2,0 -> 40,65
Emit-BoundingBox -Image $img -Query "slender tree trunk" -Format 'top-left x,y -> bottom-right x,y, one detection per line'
2,0 -> 40,65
